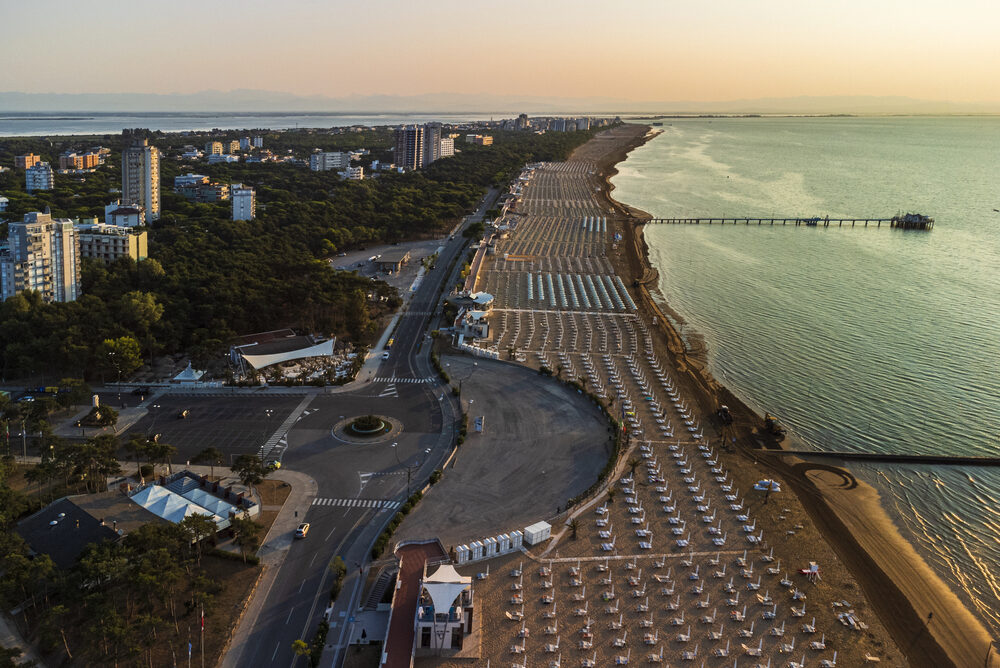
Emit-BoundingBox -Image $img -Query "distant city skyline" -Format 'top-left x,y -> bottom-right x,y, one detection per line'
2,0 -> 999,109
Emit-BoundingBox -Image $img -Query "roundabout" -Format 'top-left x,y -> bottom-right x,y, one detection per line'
332,414 -> 403,444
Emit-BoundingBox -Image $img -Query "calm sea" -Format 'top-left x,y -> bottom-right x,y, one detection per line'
0,112 -> 491,137
611,117 -> 1000,637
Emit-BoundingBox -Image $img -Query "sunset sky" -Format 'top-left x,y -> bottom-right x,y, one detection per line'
3,0 -> 999,105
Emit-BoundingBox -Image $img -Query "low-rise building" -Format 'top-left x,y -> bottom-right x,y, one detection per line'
207,153 -> 239,164
465,134 -> 493,146
231,183 -> 256,220
415,563 -> 474,651
375,249 -> 410,273
439,137 -> 455,158
15,154 -> 41,170
0,196 -> 8,212
176,182 -> 230,202
342,166 -> 364,180
173,173 -> 210,188
25,162 -> 54,192
104,201 -> 145,227
76,223 -> 148,263
58,150 -> 101,170
310,151 -> 350,171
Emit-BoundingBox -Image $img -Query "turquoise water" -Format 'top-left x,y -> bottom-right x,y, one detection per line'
611,117 -> 1000,636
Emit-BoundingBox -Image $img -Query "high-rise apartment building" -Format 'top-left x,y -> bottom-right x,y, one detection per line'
205,141 -> 223,155
25,162 -> 54,192
231,183 -> 256,221
228,140 -> 240,154
239,137 -> 251,151
0,212 -> 81,303
394,125 -> 424,171
516,113 -> 529,130
252,136 -> 263,148
122,137 -> 160,222
422,123 -> 442,167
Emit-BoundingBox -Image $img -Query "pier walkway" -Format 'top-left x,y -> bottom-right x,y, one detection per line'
763,449 -> 1000,467
646,216 -> 933,229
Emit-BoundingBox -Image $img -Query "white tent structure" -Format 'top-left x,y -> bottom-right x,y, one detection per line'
180,487 -> 238,519
239,338 -> 334,370
422,564 -> 472,615
131,485 -> 226,528
173,362 -> 205,383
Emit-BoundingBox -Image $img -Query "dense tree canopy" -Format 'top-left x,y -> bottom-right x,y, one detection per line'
0,125 -> 599,380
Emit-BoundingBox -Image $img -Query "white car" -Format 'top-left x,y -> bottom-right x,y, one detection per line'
382,351 -> 391,360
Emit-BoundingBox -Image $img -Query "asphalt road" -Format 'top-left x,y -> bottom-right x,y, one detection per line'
224,190 -> 498,668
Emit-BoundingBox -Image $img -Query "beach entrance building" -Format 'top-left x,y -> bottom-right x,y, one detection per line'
415,563 -> 474,651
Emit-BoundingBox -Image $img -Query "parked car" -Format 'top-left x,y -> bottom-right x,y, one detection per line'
294,523 -> 310,539
178,409 -> 189,419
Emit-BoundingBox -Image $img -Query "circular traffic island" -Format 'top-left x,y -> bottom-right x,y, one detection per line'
347,414 -> 387,436
333,414 -> 401,444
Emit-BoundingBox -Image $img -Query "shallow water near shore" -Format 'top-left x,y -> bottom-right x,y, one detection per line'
611,116 -> 1000,637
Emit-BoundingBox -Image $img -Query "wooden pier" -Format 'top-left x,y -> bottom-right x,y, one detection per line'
646,214 -> 933,230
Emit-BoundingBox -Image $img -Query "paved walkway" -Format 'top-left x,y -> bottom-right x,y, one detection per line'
0,613 -> 45,666
219,468 -> 318,668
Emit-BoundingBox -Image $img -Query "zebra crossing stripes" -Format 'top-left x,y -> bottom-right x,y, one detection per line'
372,377 -> 436,383
378,384 -> 398,398
312,497 -> 401,510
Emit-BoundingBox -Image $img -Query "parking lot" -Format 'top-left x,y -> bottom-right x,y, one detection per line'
123,395 -> 303,464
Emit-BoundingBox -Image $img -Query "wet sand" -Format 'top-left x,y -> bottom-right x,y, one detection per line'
593,125 -> 999,668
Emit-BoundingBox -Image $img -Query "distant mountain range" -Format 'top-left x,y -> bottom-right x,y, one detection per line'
0,90 -> 997,115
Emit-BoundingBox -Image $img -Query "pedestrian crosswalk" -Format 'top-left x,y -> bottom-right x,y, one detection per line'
372,377 -> 436,384
312,497 -> 401,510
377,384 -> 398,398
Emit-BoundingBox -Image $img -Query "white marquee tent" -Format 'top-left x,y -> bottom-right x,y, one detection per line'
131,485 -> 226,527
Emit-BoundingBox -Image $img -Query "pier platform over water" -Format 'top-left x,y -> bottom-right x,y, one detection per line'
646,214 -> 933,230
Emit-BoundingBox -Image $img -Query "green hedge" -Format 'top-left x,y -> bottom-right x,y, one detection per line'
371,491 -> 424,560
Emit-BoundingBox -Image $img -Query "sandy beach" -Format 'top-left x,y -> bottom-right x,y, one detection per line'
598,125 -> 999,668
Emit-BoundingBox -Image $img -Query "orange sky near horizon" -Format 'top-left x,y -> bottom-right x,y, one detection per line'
2,0 -> 998,104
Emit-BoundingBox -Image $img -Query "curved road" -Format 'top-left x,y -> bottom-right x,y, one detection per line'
224,190 -> 497,668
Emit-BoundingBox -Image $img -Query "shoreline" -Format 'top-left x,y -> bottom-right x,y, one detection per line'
589,126 -> 998,668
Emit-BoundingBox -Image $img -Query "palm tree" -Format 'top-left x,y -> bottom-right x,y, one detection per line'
606,487 -> 617,504
569,518 -> 580,540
